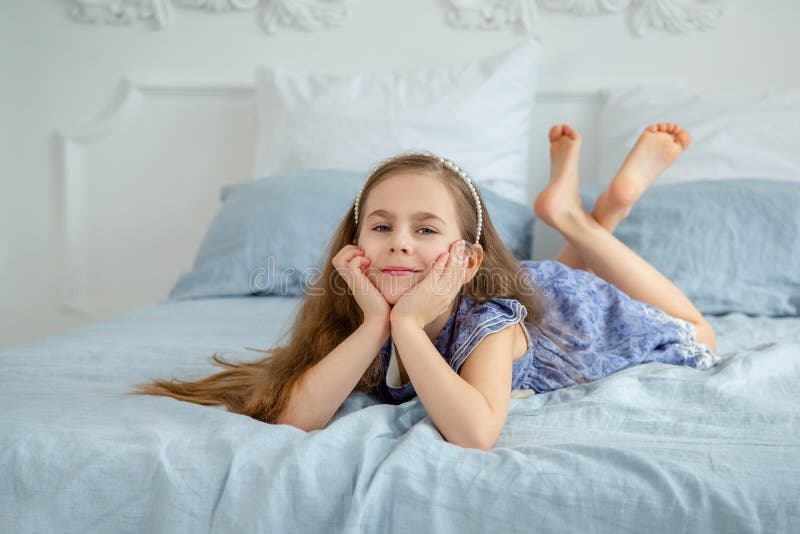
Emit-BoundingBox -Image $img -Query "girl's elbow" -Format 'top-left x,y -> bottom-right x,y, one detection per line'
463,412 -> 505,450
473,435 -> 498,451
447,437 -> 490,451
447,428 -> 499,451
478,430 -> 500,451
476,439 -> 496,451
275,411 -> 325,432
695,318 -> 717,353
284,421 -> 315,432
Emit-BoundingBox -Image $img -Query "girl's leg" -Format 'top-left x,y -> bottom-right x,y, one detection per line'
543,125 -> 591,271
549,123 -> 688,272
534,124 -> 716,351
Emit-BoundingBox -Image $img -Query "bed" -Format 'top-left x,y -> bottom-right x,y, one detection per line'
3,39 -> 800,532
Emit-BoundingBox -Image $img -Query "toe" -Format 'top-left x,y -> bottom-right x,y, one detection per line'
675,129 -> 692,149
565,125 -> 580,140
549,125 -> 563,142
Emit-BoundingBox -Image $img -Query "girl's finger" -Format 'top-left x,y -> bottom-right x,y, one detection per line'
347,255 -> 364,271
457,253 -> 468,284
334,246 -> 364,267
352,261 -> 379,296
446,240 -> 465,271
436,250 -> 450,273
337,250 -> 362,273
450,242 -> 468,286
339,260 -> 364,292
353,256 -> 370,274
343,247 -> 364,260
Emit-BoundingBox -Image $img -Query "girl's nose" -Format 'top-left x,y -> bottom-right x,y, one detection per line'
389,234 -> 410,254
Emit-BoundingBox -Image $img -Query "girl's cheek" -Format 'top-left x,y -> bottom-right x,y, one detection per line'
367,270 -> 378,286
431,248 -> 449,265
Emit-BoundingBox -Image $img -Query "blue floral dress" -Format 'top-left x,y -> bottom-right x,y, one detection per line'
375,260 -> 720,405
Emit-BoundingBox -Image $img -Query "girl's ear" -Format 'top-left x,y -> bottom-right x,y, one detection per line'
464,244 -> 484,283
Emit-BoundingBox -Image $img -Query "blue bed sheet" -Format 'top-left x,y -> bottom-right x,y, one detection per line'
1,297 -> 799,533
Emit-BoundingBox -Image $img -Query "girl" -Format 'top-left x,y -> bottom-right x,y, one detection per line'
132,122 -> 719,451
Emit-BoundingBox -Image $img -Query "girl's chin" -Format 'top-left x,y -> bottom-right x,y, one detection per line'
379,289 -> 405,306
378,284 -> 416,305
373,274 -> 420,303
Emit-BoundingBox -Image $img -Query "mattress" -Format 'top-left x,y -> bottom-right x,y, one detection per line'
1,296 -> 799,532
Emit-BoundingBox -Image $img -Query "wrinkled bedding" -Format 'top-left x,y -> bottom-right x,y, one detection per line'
1,296 -> 798,533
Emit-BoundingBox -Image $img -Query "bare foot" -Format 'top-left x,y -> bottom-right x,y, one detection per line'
534,124 -> 585,229
596,123 -> 691,225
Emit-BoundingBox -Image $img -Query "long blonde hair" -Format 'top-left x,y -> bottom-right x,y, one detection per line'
131,153 -> 558,423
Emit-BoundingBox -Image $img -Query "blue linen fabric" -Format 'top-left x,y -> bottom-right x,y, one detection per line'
168,170 -> 535,300
581,179 -> 800,316
3,295 -> 800,532
377,260 -> 719,404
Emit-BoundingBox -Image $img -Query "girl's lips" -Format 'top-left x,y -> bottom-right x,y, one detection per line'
381,269 -> 419,276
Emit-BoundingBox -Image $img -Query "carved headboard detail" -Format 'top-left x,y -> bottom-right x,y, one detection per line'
67,0 -> 725,37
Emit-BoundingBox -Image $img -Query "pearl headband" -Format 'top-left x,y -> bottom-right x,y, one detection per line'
353,152 -> 483,245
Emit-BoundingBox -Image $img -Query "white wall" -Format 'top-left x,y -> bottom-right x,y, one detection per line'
2,0 -> 799,348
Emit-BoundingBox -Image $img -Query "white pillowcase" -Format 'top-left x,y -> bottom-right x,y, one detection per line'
596,86 -> 800,184
252,39 -> 540,203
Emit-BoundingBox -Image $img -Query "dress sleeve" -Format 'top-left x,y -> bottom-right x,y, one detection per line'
449,298 -> 528,374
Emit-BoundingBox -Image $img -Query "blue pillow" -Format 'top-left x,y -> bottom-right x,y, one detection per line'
580,179 -> 800,316
168,170 -> 534,299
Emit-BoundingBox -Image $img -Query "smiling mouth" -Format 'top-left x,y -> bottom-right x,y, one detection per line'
381,269 -> 420,276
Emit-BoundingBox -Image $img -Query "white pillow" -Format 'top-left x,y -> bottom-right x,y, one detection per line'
252,39 -> 540,203
596,86 -> 800,184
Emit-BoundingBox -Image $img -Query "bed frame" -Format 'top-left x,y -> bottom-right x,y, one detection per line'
57,78 -> 603,321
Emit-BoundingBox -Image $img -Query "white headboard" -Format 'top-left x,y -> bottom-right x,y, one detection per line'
57,80 -> 256,320
57,78 -> 600,320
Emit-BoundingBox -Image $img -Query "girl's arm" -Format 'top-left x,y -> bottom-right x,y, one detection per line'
276,319 -> 389,432
390,317 -> 516,450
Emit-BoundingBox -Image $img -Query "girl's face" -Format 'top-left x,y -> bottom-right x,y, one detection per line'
356,171 -> 469,305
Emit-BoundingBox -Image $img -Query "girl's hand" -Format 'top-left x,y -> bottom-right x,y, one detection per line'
390,240 -> 468,330
332,245 -> 391,327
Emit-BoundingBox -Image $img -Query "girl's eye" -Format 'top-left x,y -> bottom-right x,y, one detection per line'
371,225 -> 436,235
